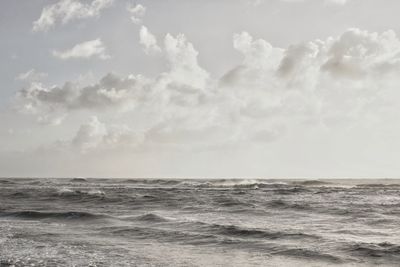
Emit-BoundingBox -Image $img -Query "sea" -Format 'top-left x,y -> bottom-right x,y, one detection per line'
1,178 -> 400,266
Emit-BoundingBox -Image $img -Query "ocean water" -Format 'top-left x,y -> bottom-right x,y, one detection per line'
1,178 -> 400,266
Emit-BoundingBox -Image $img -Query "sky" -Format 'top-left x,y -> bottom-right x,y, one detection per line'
1,0 -> 400,178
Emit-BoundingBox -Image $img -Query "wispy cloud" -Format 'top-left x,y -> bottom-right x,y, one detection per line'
16,69 -> 48,82
52,39 -> 110,60
127,3 -> 146,24
33,0 -> 114,32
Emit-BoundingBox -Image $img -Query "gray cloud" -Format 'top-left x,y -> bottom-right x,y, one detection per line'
17,73 -> 149,112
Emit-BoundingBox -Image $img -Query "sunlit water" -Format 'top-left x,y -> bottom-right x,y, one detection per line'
1,178 -> 400,266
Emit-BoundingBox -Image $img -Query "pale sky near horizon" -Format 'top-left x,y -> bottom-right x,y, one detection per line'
1,0 -> 400,178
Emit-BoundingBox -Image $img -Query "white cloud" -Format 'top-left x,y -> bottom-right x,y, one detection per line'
17,28 -> 400,151
127,3 -> 146,24
33,0 -> 114,32
52,39 -> 110,60
139,26 -> 161,55
321,28 -> 400,78
163,33 -> 210,89
225,28 -> 400,128
71,116 -> 143,152
16,69 -> 48,82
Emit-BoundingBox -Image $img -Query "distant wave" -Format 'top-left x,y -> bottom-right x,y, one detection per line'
69,178 -> 88,182
0,210 -> 108,221
293,180 -> 332,186
356,183 -> 400,188
56,188 -> 106,198
0,179 -> 17,185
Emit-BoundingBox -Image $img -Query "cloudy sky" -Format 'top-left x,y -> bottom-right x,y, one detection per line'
1,0 -> 400,178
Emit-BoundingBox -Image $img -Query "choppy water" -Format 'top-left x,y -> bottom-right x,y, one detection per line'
1,178 -> 400,266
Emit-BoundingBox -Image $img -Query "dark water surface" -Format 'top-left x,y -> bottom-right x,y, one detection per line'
1,178 -> 400,266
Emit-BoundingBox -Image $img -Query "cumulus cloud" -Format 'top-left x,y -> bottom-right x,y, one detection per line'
17,28 -> 400,151
226,28 -> 400,127
33,0 -> 114,32
19,32 -> 209,111
163,33 -> 210,89
16,69 -> 48,82
321,29 -> 400,78
127,3 -> 146,24
17,73 -> 150,112
71,116 -> 143,152
139,26 -> 161,54
52,39 -> 110,60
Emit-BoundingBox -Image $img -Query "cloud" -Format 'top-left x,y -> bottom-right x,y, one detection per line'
127,3 -> 146,24
71,116 -> 143,152
281,0 -> 349,4
163,33 -> 210,89
19,32 -> 209,111
17,28 -> 400,151
225,28 -> 400,128
37,114 -> 66,126
321,28 -> 400,78
52,39 -> 110,60
325,0 -> 348,5
17,73 -> 150,112
139,26 -> 161,55
33,0 -> 114,32
16,69 -> 48,82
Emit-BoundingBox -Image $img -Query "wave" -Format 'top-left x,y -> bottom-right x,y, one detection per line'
0,179 -> 17,185
205,179 -> 288,189
104,225 -> 217,244
69,178 -> 88,182
273,248 -> 343,263
56,188 -> 105,198
122,179 -> 182,186
0,210 -> 108,221
266,199 -> 312,211
168,219 -> 321,241
203,223 -> 320,240
128,213 -> 170,223
293,180 -> 332,186
272,187 -> 309,195
147,179 -> 290,190
356,183 -> 400,188
348,242 -> 400,258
